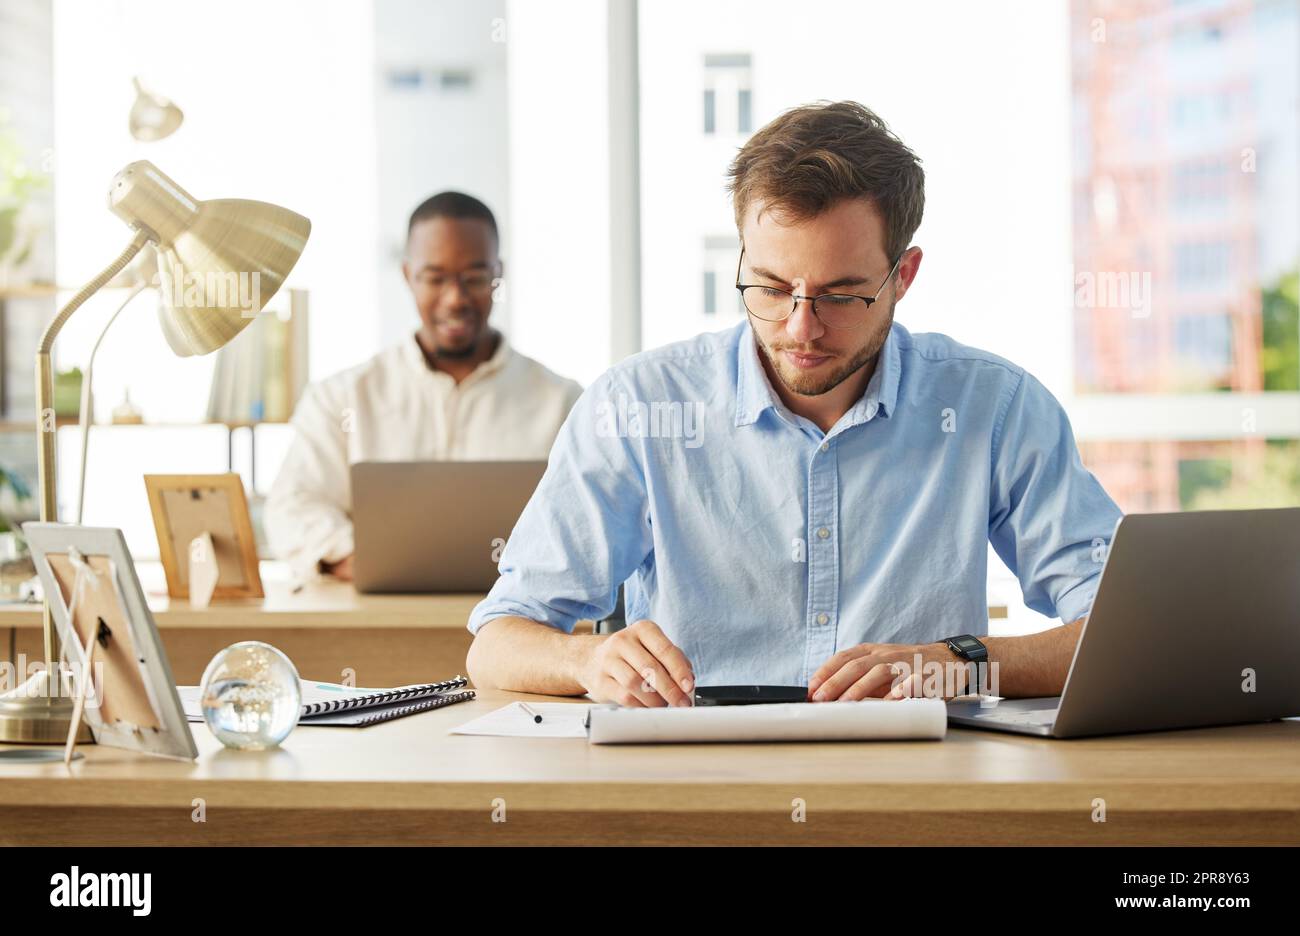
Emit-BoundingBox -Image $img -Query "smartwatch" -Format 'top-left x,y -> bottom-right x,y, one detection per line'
942,634 -> 988,696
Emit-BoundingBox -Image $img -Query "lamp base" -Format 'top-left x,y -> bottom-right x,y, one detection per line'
0,669 -> 94,746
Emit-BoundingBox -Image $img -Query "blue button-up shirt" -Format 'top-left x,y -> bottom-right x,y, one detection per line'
469,321 -> 1123,687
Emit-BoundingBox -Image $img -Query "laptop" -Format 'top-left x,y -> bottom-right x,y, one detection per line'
948,508 -> 1300,738
350,460 -> 547,593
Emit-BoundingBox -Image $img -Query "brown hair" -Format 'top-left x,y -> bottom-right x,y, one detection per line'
727,100 -> 925,262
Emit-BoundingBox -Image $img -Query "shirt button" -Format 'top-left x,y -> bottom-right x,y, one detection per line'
866,402 -> 878,419
816,612 -> 829,625
820,442 -> 829,453
817,527 -> 830,539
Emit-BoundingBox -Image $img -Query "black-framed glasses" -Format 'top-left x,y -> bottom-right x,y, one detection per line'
735,248 -> 903,329
414,266 -> 503,297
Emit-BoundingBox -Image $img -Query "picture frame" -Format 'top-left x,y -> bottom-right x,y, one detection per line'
22,523 -> 198,760
143,473 -> 263,601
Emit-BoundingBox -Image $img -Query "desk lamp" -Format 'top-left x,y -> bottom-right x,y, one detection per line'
0,161 -> 310,751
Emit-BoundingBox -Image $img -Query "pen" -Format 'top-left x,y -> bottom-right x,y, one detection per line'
519,702 -> 543,724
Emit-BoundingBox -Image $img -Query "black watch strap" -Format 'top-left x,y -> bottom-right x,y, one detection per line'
943,634 -> 988,694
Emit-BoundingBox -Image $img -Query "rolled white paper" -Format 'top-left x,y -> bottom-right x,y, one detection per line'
587,698 -> 947,744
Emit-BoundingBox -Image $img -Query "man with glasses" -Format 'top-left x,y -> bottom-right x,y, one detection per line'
466,102 -> 1122,705
266,192 -> 582,582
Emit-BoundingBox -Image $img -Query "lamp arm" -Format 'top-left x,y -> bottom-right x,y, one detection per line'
76,280 -> 148,524
34,229 -> 150,667
38,230 -> 152,356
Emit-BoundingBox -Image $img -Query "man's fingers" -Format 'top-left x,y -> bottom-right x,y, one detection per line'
629,620 -> 695,696
811,656 -> 878,701
607,658 -> 667,707
810,644 -> 885,694
887,672 -> 924,700
809,650 -> 855,691
620,641 -> 690,707
840,662 -> 900,701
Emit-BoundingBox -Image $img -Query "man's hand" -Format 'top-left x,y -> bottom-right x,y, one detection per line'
808,641 -> 966,702
577,619 -> 695,707
321,554 -> 355,581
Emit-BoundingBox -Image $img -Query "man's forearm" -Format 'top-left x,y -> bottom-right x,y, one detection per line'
982,618 -> 1084,698
265,494 -> 353,582
465,616 -> 597,696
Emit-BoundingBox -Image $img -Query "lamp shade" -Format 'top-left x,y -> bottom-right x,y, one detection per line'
128,77 -> 184,142
107,160 -> 311,356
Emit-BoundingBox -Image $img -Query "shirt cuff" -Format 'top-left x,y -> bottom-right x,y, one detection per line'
1054,573 -> 1101,624
303,525 -> 355,580
468,598 -> 578,636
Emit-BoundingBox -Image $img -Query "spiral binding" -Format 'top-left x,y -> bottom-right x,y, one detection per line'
301,675 -> 470,716
349,690 -> 477,727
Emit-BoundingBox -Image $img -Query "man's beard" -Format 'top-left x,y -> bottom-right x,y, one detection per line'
428,310 -> 484,359
430,336 -> 481,360
755,299 -> 895,398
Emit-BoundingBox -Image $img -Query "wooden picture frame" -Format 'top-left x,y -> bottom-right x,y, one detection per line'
23,523 -> 198,760
144,473 -> 263,600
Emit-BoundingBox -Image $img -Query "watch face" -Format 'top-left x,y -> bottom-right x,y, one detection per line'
952,636 -> 981,652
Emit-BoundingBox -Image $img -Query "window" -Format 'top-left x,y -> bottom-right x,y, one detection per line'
702,53 -> 752,137
439,69 -> 474,91
1173,312 -> 1234,388
1072,0 -> 1299,511
385,67 -> 422,90
699,236 -> 738,322
1174,240 -> 1234,292
1173,156 -> 1231,214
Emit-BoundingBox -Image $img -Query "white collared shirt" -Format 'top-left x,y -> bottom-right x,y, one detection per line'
266,332 -> 582,579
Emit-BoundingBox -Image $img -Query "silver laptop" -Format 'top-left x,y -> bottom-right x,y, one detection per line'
350,460 -> 547,593
948,508 -> 1300,738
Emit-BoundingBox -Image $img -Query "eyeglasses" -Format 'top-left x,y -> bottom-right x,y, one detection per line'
414,268 -> 502,298
735,248 -> 903,329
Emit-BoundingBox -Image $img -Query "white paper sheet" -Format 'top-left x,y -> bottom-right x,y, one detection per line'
586,698 -> 947,744
451,702 -> 592,739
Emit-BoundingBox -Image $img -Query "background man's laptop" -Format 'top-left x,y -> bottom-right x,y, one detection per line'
351,460 -> 547,593
948,508 -> 1300,738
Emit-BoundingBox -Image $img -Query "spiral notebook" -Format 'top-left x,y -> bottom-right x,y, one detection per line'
178,676 -> 475,727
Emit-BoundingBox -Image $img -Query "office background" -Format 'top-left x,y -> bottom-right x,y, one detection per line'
0,0 -> 1295,635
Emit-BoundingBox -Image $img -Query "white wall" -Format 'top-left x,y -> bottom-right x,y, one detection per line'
503,0 -> 611,387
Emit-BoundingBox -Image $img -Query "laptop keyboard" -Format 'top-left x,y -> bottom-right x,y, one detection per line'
973,708 -> 1058,725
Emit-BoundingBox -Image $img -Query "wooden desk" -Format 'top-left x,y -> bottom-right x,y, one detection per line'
1,690 -> 1296,845
0,572 -> 482,687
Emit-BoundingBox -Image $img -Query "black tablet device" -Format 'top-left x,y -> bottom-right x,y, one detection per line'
693,685 -> 808,706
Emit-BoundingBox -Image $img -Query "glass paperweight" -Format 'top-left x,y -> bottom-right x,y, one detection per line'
199,641 -> 302,750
